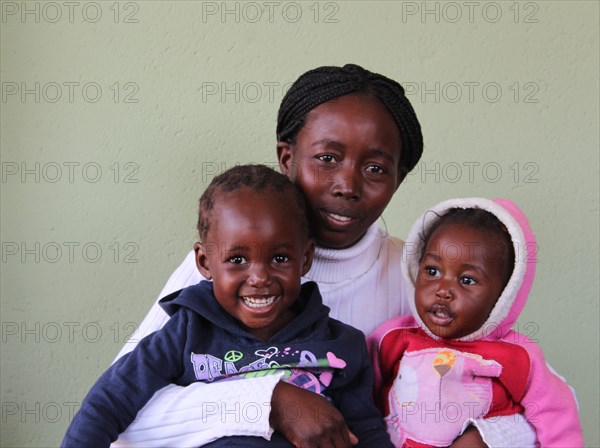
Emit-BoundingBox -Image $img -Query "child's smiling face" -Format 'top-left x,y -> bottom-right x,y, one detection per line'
415,222 -> 512,339
277,94 -> 404,249
195,187 -> 314,341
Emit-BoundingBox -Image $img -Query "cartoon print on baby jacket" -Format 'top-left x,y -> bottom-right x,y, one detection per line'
190,345 -> 348,394
368,198 -> 583,448
387,348 -> 503,445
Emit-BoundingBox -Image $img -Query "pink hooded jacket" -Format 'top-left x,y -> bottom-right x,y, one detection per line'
369,198 -> 583,447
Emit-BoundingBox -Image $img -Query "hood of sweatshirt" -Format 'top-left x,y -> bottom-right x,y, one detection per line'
402,198 -> 537,341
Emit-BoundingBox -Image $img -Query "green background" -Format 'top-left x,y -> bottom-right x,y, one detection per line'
1,1 -> 598,446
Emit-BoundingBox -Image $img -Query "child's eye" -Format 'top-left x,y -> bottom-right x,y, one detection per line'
317,154 -> 336,163
365,164 -> 385,174
227,255 -> 246,264
460,276 -> 477,285
273,254 -> 289,263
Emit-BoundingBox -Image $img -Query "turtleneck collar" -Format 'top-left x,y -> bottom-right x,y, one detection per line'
304,222 -> 383,283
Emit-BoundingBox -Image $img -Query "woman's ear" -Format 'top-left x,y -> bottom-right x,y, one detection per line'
277,141 -> 294,177
194,242 -> 212,280
301,239 -> 315,276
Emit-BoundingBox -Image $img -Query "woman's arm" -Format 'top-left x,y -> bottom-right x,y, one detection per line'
113,375 -> 285,447
270,381 -> 358,448
452,417 -> 536,448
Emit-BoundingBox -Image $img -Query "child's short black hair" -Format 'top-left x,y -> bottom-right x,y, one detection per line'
198,164 -> 309,241
276,64 -> 423,175
421,208 -> 515,286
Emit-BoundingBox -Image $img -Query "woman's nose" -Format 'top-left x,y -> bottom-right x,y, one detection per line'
330,165 -> 361,200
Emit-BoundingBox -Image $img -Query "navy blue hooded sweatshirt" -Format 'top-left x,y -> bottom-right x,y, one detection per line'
62,281 -> 392,447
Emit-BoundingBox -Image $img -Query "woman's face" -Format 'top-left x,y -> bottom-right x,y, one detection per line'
277,94 -> 404,249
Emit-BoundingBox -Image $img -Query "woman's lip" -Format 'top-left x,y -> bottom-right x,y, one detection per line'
320,209 -> 360,228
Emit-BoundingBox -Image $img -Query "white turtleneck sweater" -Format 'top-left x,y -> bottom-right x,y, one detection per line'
112,224 -> 534,447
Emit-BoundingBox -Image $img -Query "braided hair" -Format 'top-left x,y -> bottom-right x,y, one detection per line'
198,164 -> 309,241
276,64 -> 423,174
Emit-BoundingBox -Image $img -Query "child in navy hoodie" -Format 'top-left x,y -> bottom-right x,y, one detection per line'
62,164 -> 392,448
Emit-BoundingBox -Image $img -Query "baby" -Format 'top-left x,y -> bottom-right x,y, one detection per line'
369,198 -> 583,447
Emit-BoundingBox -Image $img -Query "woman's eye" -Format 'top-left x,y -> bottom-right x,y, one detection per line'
365,164 -> 384,174
273,254 -> 289,263
228,256 -> 246,264
317,154 -> 336,163
460,276 -> 477,285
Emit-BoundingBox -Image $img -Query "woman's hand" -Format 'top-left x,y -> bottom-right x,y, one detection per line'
450,426 -> 487,448
270,381 -> 358,447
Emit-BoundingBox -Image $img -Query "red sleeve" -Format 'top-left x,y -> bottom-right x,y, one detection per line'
368,316 -> 419,414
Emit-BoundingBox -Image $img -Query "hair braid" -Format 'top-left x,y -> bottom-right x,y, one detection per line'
277,64 -> 423,174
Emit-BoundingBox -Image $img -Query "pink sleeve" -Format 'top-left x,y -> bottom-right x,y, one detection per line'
518,336 -> 583,447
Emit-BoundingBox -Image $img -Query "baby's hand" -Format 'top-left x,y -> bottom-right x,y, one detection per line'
270,381 -> 358,447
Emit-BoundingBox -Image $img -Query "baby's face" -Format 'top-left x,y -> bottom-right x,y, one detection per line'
195,188 -> 313,340
415,223 -> 509,339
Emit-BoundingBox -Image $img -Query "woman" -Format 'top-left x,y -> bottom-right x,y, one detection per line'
113,64 -> 534,447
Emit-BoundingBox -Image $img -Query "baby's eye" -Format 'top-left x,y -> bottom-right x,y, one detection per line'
273,254 -> 289,263
424,266 -> 440,277
228,255 -> 246,264
460,276 -> 477,285
317,154 -> 336,163
365,164 -> 385,174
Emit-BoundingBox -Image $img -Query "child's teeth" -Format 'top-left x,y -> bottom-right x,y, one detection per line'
242,296 -> 277,308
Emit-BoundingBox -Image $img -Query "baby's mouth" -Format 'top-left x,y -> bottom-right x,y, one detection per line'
427,303 -> 454,327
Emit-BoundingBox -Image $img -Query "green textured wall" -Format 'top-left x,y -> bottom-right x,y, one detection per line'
1,1 -> 598,446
